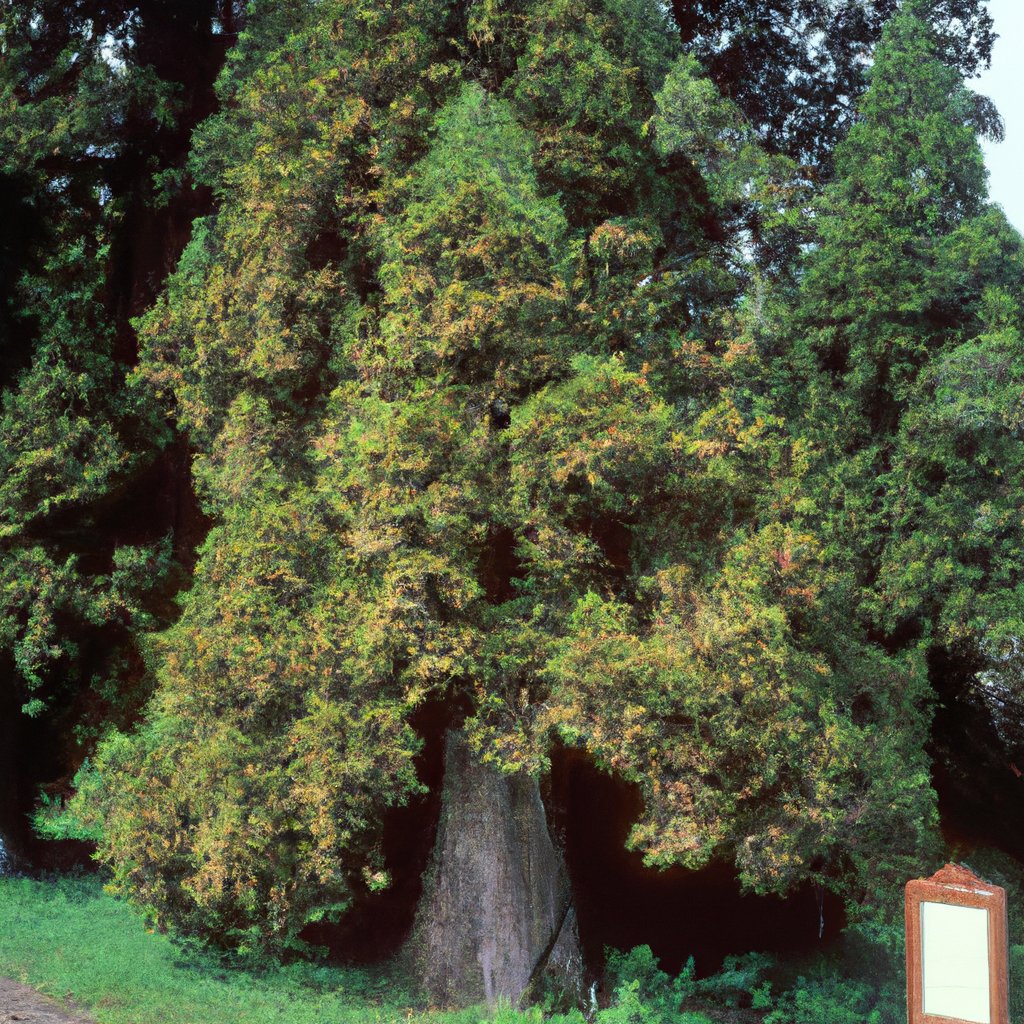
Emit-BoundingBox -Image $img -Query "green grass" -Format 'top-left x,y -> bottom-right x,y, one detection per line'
0,874 -> 483,1024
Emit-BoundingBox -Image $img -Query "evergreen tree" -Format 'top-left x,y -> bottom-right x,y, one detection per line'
1,0 -> 1017,1011
0,0 -> 231,876
0,0 -> 222,745
786,2 -> 1021,642
669,0 -> 998,168
59,1 -> 947,997
776,3 -> 1024,848
70,0 -> 469,957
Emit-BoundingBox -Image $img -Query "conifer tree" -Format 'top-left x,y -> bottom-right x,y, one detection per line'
0,0 -> 221,828
778,3 -> 1024,844
787,2 -> 1021,640
669,0 -> 997,168
58,1 -> 955,1002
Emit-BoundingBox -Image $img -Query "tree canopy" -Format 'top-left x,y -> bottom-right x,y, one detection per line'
3,0 -> 1021,980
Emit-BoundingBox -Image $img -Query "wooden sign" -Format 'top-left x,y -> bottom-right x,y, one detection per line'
905,863 -> 1009,1024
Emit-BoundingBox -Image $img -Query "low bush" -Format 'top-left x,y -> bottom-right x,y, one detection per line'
603,920 -> 904,1023
762,974 -> 898,1024
598,946 -> 709,1024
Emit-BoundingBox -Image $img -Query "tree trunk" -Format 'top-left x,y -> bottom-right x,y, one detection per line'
408,730 -> 584,1008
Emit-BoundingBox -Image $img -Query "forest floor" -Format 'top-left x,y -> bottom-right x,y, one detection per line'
0,872 -> 874,1024
0,977 -> 93,1023
0,875 -> 475,1024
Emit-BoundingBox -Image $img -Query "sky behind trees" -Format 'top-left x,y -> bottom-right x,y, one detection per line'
976,0 -> 1023,230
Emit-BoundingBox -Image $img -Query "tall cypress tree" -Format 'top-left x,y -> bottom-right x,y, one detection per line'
57,0 -> 949,1003
782,2 -> 1024,849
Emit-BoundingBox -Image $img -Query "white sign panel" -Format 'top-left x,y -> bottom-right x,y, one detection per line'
921,901 -> 991,1023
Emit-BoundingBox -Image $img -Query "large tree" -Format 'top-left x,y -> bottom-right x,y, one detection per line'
55,0 -> 967,1007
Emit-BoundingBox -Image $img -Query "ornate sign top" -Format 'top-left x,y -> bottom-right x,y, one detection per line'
923,863 -> 1004,896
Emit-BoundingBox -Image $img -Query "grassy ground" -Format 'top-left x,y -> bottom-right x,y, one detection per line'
3,867 -> 961,1024
0,874 -> 484,1024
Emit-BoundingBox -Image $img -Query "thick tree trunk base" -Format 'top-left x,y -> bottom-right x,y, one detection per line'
407,731 -> 584,1008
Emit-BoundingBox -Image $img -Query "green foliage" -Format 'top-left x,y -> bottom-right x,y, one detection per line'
763,977 -> 895,1024
596,981 -> 712,1024
604,922 -> 907,1024
694,951 -> 775,1009
543,526 -> 937,900
668,0 -> 996,168
502,0 -> 676,225
878,276 -> 1024,645
484,1005 -> 588,1024
651,54 -> 784,209
73,491 -> 427,954
0,0 -> 220,739
372,83 -> 570,394
703,927 -> 906,1024
9,0 -> 1016,981
795,8 -> 991,420
604,945 -> 697,1005
770,6 -> 1024,782
0,540 -> 175,717
59,0 -> 976,956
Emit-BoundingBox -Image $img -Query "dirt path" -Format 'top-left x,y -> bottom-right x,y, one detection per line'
0,979 -> 94,1024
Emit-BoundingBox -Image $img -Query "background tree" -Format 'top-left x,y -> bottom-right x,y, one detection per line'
767,2 -> 1024,856
0,0 -> 226,863
667,0 -> 998,168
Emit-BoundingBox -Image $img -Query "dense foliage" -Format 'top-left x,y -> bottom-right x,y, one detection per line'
0,0 -> 224,744
4,0 -> 1021,979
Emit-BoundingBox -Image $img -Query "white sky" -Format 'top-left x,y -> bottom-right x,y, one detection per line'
974,0 -> 1024,231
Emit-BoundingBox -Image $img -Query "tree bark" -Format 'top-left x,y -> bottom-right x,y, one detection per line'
408,730 -> 584,1008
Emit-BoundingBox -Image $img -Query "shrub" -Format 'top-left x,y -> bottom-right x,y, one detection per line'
694,951 -> 775,1008
599,946 -> 707,1024
763,975 -> 893,1024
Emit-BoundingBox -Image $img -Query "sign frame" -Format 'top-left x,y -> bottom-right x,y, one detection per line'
905,863 -> 1009,1024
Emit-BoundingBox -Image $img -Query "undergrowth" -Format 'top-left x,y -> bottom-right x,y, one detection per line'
2,856 -> 1023,1024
